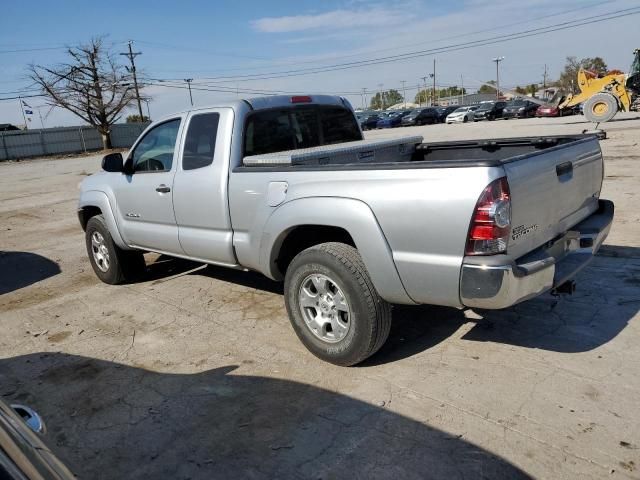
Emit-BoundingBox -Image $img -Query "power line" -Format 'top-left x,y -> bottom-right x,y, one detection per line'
154,6 -> 640,83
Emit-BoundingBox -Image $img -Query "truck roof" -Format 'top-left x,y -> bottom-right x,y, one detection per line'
157,95 -> 351,121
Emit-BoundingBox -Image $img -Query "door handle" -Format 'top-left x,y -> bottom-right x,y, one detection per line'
556,161 -> 573,177
155,184 -> 171,193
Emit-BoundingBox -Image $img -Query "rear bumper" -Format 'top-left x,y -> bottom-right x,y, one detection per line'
460,199 -> 614,309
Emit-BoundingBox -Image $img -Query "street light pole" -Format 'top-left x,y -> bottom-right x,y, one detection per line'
401,80 -> 406,108
420,76 -> 428,107
492,56 -> 505,100
184,78 -> 194,106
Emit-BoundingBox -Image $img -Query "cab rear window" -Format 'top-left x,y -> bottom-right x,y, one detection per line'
244,106 -> 361,157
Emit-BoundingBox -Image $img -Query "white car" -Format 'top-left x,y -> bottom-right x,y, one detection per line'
446,106 -> 478,124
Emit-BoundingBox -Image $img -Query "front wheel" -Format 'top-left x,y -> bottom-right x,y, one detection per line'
284,242 -> 392,366
584,93 -> 618,123
85,215 -> 146,284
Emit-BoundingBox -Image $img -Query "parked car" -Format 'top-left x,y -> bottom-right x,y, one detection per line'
376,110 -> 412,128
435,106 -> 459,123
0,399 -> 75,479
79,94 -> 613,366
535,104 -> 577,117
400,108 -> 439,126
474,101 -> 507,121
360,113 -> 381,130
445,106 -> 478,123
502,100 -> 538,119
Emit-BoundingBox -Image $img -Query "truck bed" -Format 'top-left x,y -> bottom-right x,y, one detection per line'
239,135 -> 597,170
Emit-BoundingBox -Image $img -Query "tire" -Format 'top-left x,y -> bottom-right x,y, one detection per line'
284,242 -> 392,366
463,116 -> 468,123
85,215 -> 146,285
584,93 -> 618,123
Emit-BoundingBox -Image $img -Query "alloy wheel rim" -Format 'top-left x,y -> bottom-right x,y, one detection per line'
298,273 -> 351,343
91,231 -> 110,272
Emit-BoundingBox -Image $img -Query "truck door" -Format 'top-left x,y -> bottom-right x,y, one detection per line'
172,108 -> 237,264
112,118 -> 184,253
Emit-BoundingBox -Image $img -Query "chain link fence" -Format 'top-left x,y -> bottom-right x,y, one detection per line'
0,122 -> 150,161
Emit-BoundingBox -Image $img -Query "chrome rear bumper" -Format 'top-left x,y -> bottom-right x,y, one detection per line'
460,199 -> 614,309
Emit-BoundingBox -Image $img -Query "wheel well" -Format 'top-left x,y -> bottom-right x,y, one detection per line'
78,206 -> 102,231
275,225 -> 355,276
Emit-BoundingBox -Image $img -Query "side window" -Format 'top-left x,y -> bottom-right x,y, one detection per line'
183,113 -> 220,170
131,119 -> 181,172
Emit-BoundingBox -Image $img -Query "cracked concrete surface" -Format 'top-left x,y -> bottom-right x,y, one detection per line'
0,114 -> 639,479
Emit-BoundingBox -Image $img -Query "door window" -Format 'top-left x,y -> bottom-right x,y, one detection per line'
183,113 -> 220,170
131,119 -> 181,172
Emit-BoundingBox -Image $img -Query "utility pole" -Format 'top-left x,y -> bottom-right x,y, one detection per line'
400,80 -> 406,108
492,56 -> 505,100
420,76 -> 428,107
432,59 -> 436,106
460,74 -> 465,105
36,107 -> 45,129
542,64 -> 548,99
144,99 -> 151,121
362,88 -> 368,110
184,78 -> 194,106
119,41 -> 145,121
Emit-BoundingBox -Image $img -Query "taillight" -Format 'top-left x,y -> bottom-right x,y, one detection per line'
466,177 -> 511,255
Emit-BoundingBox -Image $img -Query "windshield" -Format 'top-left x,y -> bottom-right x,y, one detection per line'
508,100 -> 526,107
452,107 -> 467,113
244,106 -> 361,156
477,103 -> 493,111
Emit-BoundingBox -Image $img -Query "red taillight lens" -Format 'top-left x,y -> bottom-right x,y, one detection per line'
466,177 -> 511,255
291,95 -> 312,103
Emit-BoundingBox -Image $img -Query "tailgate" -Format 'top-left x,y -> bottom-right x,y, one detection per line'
504,136 -> 603,258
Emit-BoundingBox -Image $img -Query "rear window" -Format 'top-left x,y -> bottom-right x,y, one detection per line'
244,106 -> 361,156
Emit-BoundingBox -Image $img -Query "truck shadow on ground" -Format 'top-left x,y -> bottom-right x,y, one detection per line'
0,353 -> 531,480
0,251 -> 61,295
143,246 -> 638,365
367,245 -> 640,364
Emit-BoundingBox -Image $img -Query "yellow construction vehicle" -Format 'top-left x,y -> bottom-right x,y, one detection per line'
558,48 -> 640,123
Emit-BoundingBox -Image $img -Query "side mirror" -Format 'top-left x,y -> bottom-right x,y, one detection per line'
102,152 -> 124,172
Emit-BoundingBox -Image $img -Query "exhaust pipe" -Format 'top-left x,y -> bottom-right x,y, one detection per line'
552,280 -> 576,296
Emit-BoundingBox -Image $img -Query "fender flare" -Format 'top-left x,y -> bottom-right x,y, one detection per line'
78,190 -> 128,249
260,197 -> 415,305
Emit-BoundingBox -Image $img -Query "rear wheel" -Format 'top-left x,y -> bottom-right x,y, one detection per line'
284,242 -> 392,366
584,93 -> 618,123
463,116 -> 468,123
85,215 -> 145,284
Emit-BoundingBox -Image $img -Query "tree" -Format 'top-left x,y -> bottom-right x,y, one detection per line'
478,80 -> 497,94
28,37 -> 139,149
514,85 -> 527,95
370,89 -> 403,109
557,56 -> 608,94
126,114 -> 149,123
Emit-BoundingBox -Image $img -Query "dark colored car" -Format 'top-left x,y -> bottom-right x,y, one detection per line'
502,100 -> 538,119
435,106 -> 459,123
473,101 -> 507,121
376,110 -> 412,128
360,114 -> 382,130
0,400 -> 75,479
400,108 -> 439,126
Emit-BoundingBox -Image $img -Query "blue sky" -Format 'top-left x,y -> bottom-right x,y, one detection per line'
1,0 -> 638,127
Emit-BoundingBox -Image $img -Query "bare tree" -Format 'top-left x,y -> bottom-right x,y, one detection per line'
28,37 -> 138,149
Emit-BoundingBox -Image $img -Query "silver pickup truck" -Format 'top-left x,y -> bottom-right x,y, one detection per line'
78,95 -> 614,366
